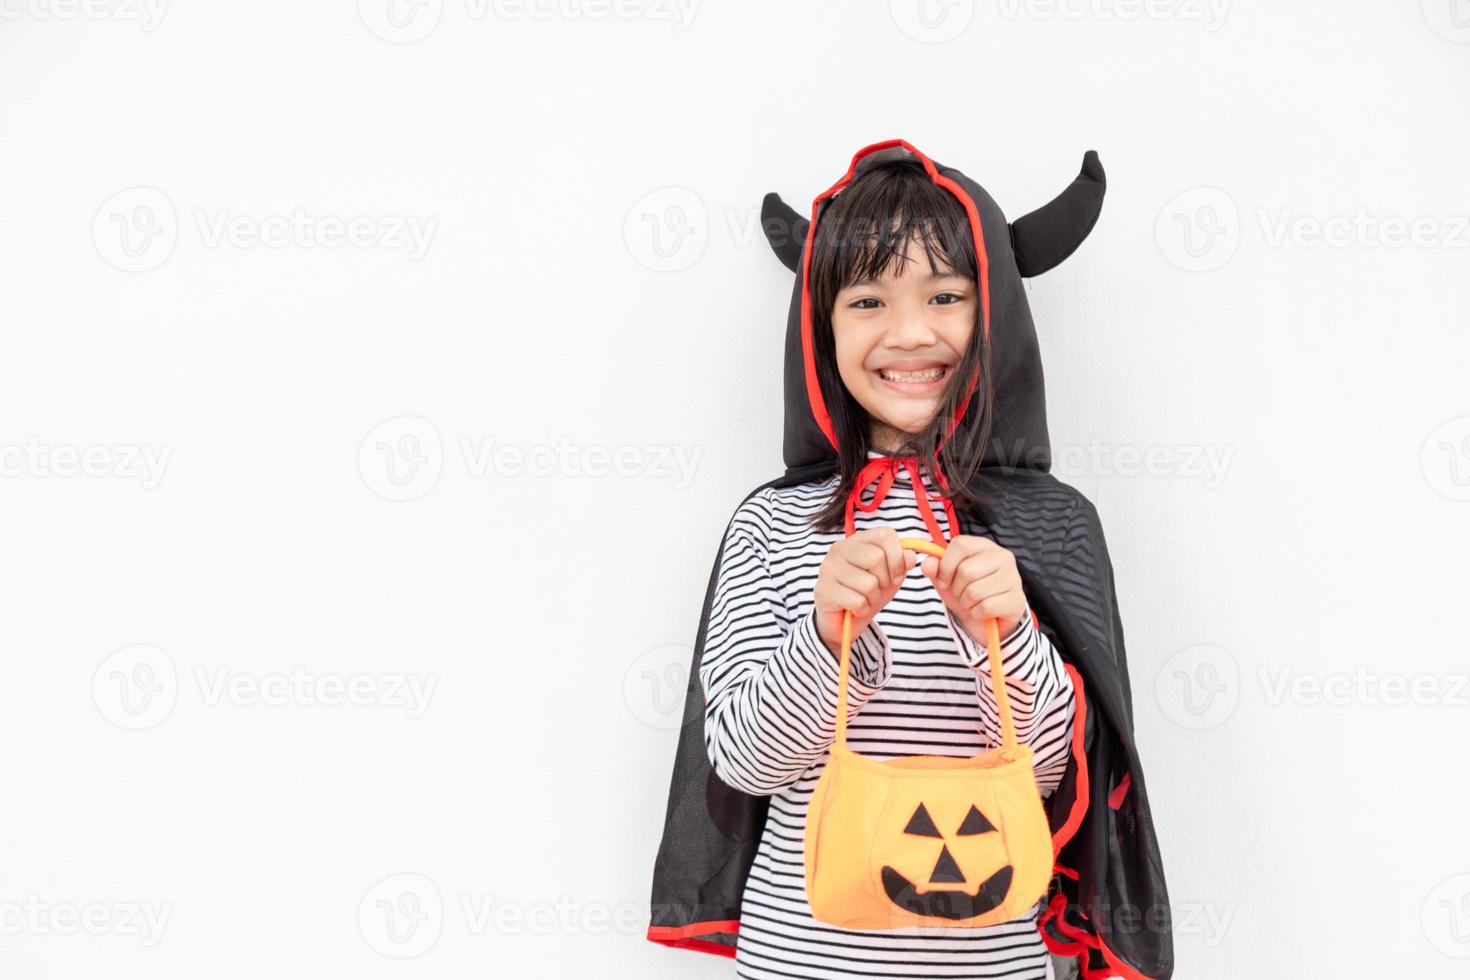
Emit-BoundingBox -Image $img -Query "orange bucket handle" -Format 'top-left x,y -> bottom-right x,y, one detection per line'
833,536 -> 1016,751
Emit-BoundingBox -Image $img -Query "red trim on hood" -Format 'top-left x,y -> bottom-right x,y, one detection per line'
798,138 -> 991,457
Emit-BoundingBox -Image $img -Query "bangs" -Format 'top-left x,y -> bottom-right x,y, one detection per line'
809,158 -> 978,304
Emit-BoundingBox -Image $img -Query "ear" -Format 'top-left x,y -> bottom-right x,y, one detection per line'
761,192 -> 809,273
1008,151 -> 1106,278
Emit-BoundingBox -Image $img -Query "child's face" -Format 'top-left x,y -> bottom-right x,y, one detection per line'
830,236 -> 976,452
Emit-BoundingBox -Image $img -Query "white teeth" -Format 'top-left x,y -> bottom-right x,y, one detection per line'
879,367 -> 945,382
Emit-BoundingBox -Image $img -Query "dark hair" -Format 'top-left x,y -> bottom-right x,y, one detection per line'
807,158 -> 995,533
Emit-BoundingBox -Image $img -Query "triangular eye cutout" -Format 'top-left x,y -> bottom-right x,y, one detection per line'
902,803 -> 942,838
956,804 -> 997,836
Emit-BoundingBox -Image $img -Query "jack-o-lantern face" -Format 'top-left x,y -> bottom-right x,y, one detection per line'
879,801 -> 1013,921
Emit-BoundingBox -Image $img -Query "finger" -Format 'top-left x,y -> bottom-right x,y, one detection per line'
951,551 -> 1007,595
936,535 -> 988,592
852,542 -> 892,593
959,586 -> 1022,623
957,571 -> 1010,609
834,566 -> 882,601
829,583 -> 875,618
879,532 -> 906,591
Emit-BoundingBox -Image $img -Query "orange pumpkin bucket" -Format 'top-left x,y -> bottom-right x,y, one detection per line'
803,536 -> 1054,930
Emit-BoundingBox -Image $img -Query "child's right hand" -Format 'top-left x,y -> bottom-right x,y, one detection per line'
813,528 -> 916,659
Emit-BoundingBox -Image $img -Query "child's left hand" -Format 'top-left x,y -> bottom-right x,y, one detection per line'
919,534 -> 1028,642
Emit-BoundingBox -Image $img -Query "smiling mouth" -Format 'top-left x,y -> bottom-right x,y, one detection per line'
880,864 -> 1013,921
874,364 -> 951,393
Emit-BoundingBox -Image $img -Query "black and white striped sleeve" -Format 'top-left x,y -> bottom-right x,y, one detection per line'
945,606 -> 1076,796
699,506 -> 893,797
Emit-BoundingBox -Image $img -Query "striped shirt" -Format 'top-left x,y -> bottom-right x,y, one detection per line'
700,454 -> 1077,980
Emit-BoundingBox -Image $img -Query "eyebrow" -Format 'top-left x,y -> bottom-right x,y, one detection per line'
850,270 -> 968,286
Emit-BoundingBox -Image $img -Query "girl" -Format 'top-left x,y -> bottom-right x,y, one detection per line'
698,150 -> 1077,979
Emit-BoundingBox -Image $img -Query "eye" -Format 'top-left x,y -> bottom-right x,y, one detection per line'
931,292 -> 967,306
901,803 -> 942,838
956,804 -> 996,836
849,297 -> 882,310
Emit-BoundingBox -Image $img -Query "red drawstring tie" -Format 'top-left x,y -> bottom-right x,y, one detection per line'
843,452 -> 962,546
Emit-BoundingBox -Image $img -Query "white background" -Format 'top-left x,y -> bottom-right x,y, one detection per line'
1,1 -> 1467,977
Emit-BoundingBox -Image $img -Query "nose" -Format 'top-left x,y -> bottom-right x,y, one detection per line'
885,299 -> 939,349
930,844 -> 966,884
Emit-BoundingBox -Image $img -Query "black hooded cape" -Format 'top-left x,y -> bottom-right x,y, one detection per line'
646,140 -> 1174,980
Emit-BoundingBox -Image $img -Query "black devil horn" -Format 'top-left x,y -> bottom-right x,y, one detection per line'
1009,150 -> 1106,278
761,192 -> 809,273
